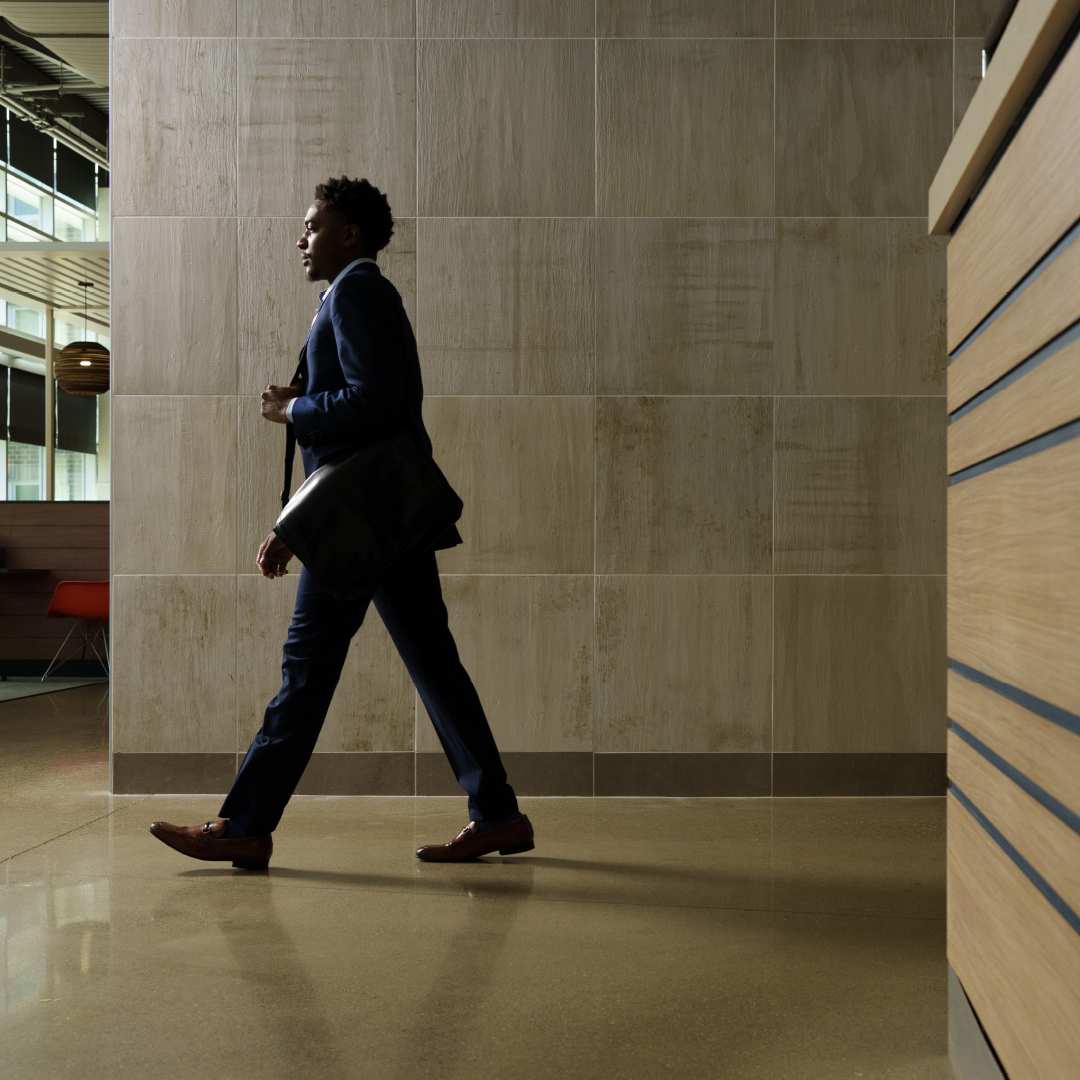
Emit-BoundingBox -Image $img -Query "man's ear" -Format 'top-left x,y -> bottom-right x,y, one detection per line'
344,222 -> 363,251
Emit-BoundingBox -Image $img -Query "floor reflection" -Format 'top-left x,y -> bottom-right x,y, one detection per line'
0,687 -> 951,1080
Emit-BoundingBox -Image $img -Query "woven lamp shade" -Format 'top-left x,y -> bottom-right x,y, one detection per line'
54,341 -> 110,396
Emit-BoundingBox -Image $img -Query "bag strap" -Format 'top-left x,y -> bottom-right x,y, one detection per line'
281,345 -> 307,509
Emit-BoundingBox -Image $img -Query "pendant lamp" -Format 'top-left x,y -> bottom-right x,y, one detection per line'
54,282 -> 110,396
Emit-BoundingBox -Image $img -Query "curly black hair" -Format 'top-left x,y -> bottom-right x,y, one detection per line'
313,176 -> 394,254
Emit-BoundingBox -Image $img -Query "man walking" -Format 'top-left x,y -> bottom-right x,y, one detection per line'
149,177 -> 533,870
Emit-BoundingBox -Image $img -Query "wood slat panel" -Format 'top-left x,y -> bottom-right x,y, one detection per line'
948,229 -> 1080,411
949,731 -> 1080,913
948,668 -> 1080,818
949,794 -> 1080,1080
0,526 -> 109,548
0,637 -> 100,659
0,616 -> 98,637
0,503 -> 109,528
947,32 -> 1080,352
948,437 -> 1080,714
929,0 -> 1080,234
1,548 -> 109,571
948,334 -> 1080,473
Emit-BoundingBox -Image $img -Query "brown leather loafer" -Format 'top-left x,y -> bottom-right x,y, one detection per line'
416,815 -> 534,862
149,819 -> 273,871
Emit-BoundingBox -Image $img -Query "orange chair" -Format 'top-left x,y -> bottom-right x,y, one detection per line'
42,580 -> 110,680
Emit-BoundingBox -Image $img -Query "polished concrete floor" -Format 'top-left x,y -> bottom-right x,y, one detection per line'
1,687 -> 950,1079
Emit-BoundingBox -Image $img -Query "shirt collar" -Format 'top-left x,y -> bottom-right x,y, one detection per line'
318,257 -> 377,302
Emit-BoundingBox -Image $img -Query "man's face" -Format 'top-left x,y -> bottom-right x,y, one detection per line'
296,204 -> 358,283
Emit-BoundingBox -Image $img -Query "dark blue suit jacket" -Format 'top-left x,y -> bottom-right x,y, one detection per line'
290,261 -> 461,550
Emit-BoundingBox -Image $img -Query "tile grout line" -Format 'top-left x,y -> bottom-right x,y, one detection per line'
0,795 -> 153,866
772,0 -> 777,796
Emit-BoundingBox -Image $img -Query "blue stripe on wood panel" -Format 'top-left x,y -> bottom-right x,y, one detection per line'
948,416 -> 1080,482
951,783 -> 1080,938
950,317 -> 1080,423
950,215 -> 1080,361
950,661 -> 1080,738
950,720 -> 1080,836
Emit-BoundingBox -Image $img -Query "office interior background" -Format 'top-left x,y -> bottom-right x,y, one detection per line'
1,0 -> 1078,1077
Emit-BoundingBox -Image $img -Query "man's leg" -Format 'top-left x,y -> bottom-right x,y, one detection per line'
219,567 -> 371,836
373,550 -> 519,825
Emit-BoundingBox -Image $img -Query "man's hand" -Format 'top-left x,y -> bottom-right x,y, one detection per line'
257,532 -> 295,579
261,383 -> 301,424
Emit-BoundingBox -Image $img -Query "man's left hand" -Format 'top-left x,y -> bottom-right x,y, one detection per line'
261,383 -> 301,424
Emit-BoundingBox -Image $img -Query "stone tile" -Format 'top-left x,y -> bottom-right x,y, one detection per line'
418,39 -> 594,217
597,39 -> 773,217
237,217 -> 321,396
416,751 -> 594,796
113,0 -> 237,37
237,217 -> 416,395
112,217 -> 237,396
235,571 -> 298,747
112,38 -> 236,217
773,753 -> 947,796
112,753 -> 238,795
238,38 -> 415,218
294,753 -> 415,796
775,39 -> 952,217
774,219 -> 947,396
596,0 -> 772,36
418,0 -> 592,36
956,0 -> 997,37
319,612 -> 415,756
416,218 -> 593,396
955,39 -> 985,132
236,396 -> 305,570
596,218 -> 773,396
415,752 -> 461,794
426,397 -> 594,574
112,396 -> 237,574
111,575 -> 237,753
501,752 -> 593,796
596,397 -> 772,574
594,753 -> 771,796
236,574 -> 414,754
774,397 -> 946,574
775,0 -> 952,37
416,575 -> 594,753
773,575 -> 947,753
237,0 -> 413,36
595,575 -> 772,753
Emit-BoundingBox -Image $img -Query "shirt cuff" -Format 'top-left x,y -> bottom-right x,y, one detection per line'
286,397 -> 297,423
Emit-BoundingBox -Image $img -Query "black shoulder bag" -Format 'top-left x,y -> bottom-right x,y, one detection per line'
272,345 -> 463,602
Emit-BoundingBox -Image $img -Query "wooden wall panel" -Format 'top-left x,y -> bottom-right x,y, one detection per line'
948,669 -> 1080,816
948,794 -> 1080,1080
0,502 -> 109,662
948,437 -> 1080,714
949,732 -> 1080,913
947,33 -> 1080,351
947,334 -> 1080,473
948,229 -> 1080,411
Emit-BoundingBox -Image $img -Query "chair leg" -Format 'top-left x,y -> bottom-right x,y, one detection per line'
86,622 -> 110,679
41,620 -> 81,681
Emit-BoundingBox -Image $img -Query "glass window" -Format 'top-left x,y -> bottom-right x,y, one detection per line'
54,448 -> 98,501
6,441 -> 44,500
7,176 -> 45,232
55,319 -> 96,347
54,201 -> 93,242
6,303 -> 44,338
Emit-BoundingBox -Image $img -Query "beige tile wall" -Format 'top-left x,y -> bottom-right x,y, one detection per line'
113,0 -> 989,787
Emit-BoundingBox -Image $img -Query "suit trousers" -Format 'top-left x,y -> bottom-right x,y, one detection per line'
219,550 -> 518,836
